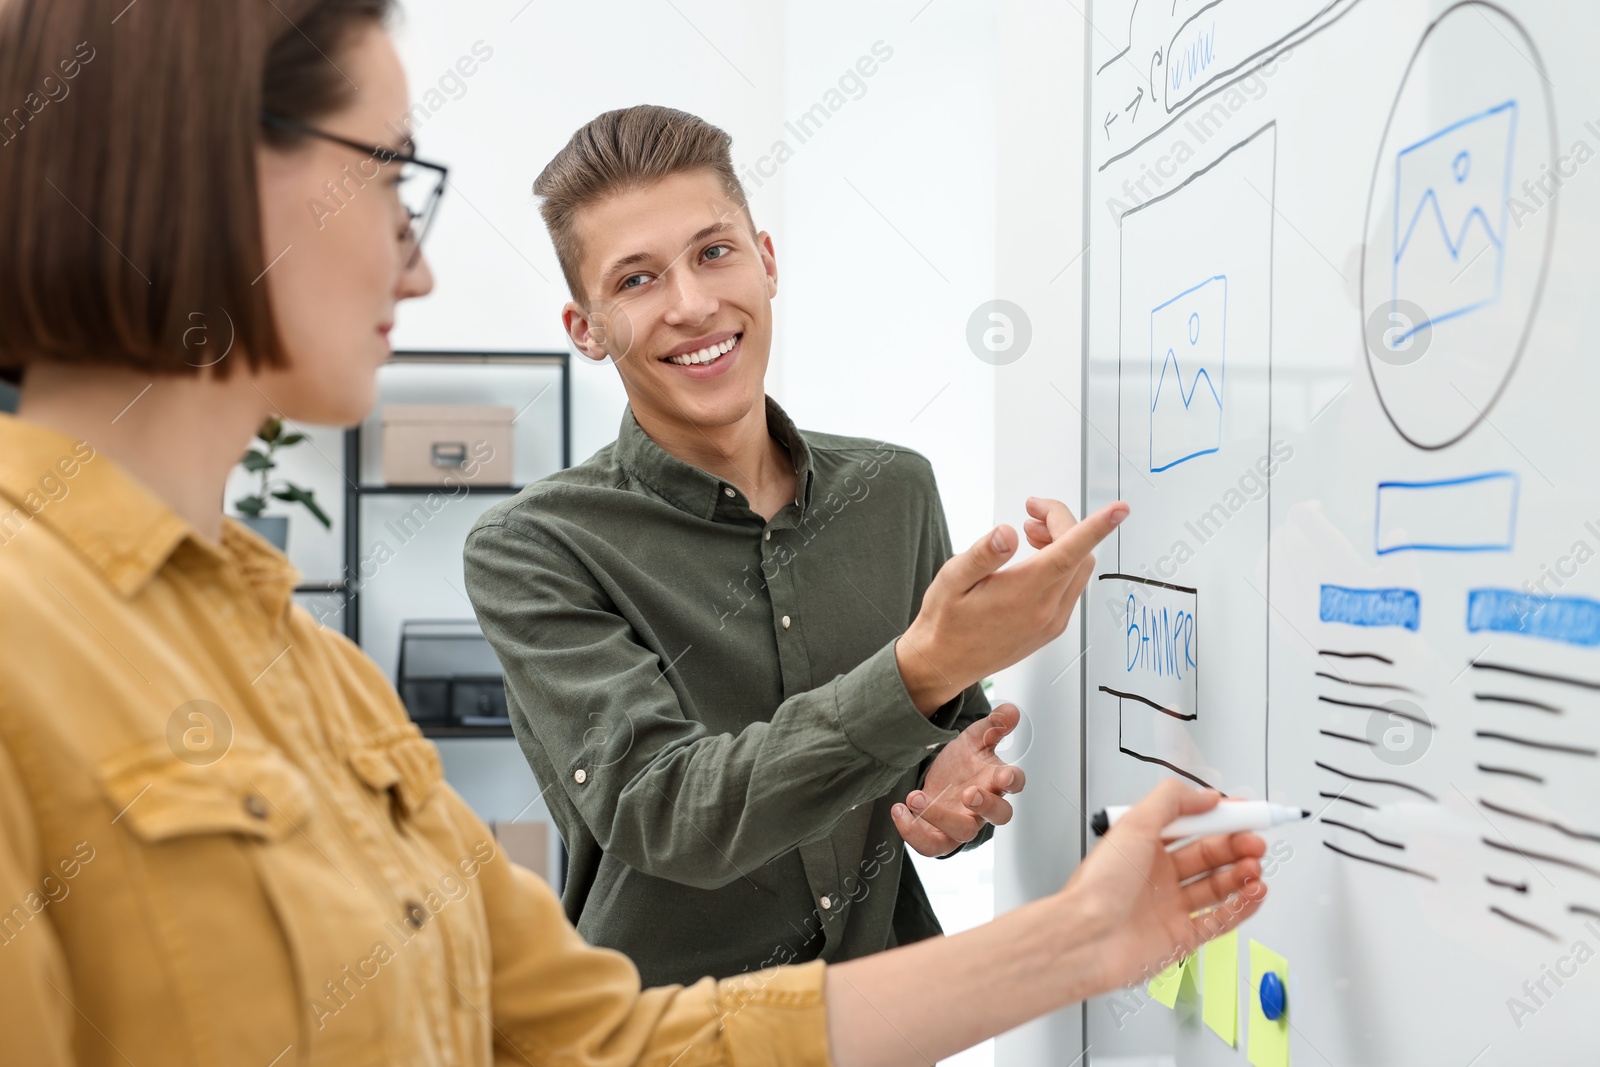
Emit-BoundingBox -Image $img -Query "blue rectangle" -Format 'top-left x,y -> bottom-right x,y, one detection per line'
1467,589 -> 1600,648
1374,471 -> 1519,555
1320,585 -> 1421,631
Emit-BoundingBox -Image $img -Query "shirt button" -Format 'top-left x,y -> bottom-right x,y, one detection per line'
723,487 -> 736,498
819,895 -> 833,911
574,769 -> 588,784
403,900 -> 428,929
781,615 -> 791,629
243,794 -> 270,820
763,530 -> 772,541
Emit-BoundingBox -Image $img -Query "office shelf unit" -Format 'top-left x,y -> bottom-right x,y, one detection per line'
294,350 -> 571,738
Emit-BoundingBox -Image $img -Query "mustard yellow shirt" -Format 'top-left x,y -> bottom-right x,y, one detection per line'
0,412 -> 832,1067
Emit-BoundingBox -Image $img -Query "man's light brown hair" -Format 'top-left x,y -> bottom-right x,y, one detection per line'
534,105 -> 754,308
0,0 -> 393,386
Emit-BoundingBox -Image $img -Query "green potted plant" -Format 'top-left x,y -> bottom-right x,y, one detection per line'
234,416 -> 332,550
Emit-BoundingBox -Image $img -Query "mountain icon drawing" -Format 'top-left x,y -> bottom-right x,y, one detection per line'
1149,275 -> 1227,473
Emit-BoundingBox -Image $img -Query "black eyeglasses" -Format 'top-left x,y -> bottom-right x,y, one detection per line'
261,112 -> 449,268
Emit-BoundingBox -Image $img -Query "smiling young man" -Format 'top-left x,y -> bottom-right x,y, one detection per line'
462,105 -> 1126,987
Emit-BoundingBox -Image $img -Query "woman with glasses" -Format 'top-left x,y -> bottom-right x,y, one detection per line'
0,1 -> 1266,1064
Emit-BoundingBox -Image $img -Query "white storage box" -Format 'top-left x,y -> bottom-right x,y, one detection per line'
381,404 -> 515,486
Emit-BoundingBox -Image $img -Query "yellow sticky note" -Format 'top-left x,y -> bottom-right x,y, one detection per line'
1147,952 -> 1198,1009
1202,931 -> 1239,1046
1247,939 -> 1290,1067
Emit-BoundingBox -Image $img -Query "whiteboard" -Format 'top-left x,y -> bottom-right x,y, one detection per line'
1081,1 -> 1600,1063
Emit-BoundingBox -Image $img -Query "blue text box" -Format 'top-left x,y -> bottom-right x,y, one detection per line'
1467,589 -> 1600,648
1320,585 -> 1421,631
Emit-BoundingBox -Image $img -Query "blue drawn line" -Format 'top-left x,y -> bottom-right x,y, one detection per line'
1152,359 -> 1221,412
1468,589 -> 1600,648
1391,100 -> 1518,344
1320,585 -> 1421,631
1169,22 -> 1217,95
1374,471 -> 1519,555
1149,275 -> 1227,474
1396,195 -> 1502,265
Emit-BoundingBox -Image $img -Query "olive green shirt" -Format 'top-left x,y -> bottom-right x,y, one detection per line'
462,397 -> 991,987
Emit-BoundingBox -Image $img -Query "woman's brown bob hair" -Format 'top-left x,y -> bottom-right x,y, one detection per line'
0,0 -> 394,386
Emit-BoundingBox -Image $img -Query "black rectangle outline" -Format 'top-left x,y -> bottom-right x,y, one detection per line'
1110,122 -> 1276,797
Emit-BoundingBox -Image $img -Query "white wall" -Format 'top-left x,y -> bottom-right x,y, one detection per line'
769,0 -> 997,552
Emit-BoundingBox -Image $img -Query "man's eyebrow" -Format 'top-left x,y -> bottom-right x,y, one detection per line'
599,220 -> 737,285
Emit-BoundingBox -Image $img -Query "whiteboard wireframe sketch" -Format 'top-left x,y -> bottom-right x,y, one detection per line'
1103,123 -> 1276,797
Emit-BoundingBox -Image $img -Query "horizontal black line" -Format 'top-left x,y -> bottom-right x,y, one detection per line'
1322,817 -> 1403,850
1315,761 -> 1438,801
1475,692 -> 1562,714
1096,572 -> 1198,594
1322,840 -> 1437,881
1478,764 -> 1546,783
1318,695 -> 1431,728
1316,671 -> 1417,694
1319,649 -> 1394,665
1100,686 -> 1196,721
1490,905 -> 1559,941
1319,790 -> 1376,811
1486,875 -> 1529,894
1570,905 -> 1600,920
1472,661 -> 1600,692
1319,729 -> 1372,747
1479,798 -> 1600,845
1482,838 -> 1600,880
1119,746 -> 1218,791
1475,731 -> 1597,757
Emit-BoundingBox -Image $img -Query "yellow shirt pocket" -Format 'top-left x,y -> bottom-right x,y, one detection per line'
99,736 -> 407,1066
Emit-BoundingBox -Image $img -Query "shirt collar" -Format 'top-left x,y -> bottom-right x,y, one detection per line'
613,396 -> 815,521
0,413 -> 301,611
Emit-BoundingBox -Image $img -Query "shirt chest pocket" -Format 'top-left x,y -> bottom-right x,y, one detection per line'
99,738 -> 407,1067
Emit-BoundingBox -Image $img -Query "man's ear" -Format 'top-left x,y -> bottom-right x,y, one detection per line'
758,230 -> 778,299
564,300 -> 636,364
563,302 -> 610,364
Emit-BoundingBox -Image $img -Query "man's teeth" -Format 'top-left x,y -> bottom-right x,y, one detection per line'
667,335 -> 738,366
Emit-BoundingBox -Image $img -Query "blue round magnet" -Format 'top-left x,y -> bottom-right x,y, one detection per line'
1259,972 -> 1286,1021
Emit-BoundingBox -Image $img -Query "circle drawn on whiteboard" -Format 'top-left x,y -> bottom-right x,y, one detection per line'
1359,2 -> 1557,451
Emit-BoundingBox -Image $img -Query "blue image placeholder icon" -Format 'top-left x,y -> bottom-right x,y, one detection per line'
1391,100 -> 1517,344
1149,275 -> 1227,473
1259,971 -> 1286,1021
